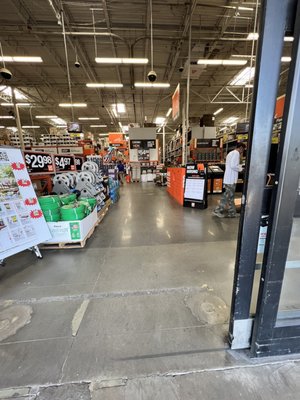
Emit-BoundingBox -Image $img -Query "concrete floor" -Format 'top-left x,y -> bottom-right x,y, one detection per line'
0,183 -> 299,399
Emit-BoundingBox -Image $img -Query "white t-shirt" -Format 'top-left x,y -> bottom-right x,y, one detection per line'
223,149 -> 242,185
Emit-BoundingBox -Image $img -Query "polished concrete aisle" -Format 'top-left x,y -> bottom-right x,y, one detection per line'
0,183 -> 299,399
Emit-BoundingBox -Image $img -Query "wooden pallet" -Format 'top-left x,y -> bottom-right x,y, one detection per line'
40,222 -> 96,250
97,199 -> 111,225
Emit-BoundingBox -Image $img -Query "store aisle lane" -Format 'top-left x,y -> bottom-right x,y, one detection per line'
89,183 -> 239,248
0,183 -> 242,391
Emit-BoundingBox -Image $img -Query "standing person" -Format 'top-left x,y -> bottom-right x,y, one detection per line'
212,142 -> 246,218
117,160 -> 125,185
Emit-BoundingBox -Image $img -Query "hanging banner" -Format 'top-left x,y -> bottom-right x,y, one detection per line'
0,147 -> 51,260
172,83 -> 180,121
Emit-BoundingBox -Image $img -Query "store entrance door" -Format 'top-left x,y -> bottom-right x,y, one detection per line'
229,0 -> 300,356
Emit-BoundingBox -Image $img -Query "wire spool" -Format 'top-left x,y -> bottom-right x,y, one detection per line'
61,203 -> 86,221
77,200 -> 92,215
81,197 -> 97,209
59,193 -> 77,205
82,161 -> 99,174
53,174 -> 70,187
42,209 -> 61,222
77,171 -> 96,185
38,195 -> 61,208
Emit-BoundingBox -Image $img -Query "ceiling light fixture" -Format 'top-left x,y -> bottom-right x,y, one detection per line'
197,59 -> 247,66
90,124 -> 107,127
0,126 -> 5,128
0,56 -> 43,63
35,115 -> 58,119
0,115 -> 14,119
78,117 -> 100,120
247,33 -> 294,42
86,83 -> 123,88
134,82 -> 170,88
166,108 -> 172,117
155,117 -> 165,125
245,84 -> 254,88
95,57 -> 148,64
22,125 -> 40,129
281,56 -> 292,62
118,122 -> 123,128
284,36 -> 294,42
238,6 -> 253,11
223,117 -> 238,124
112,103 -> 126,113
213,107 -> 224,116
1,102 -> 31,107
59,103 -> 87,107
230,66 -> 255,86
51,118 -> 67,125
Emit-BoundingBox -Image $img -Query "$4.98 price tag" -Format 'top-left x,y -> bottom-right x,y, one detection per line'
54,155 -> 76,172
24,151 -> 55,174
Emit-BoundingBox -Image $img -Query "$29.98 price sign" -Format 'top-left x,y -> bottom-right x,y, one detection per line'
24,151 -> 55,174
54,154 -> 76,172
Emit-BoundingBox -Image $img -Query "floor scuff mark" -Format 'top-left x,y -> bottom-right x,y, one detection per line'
0,305 -> 32,342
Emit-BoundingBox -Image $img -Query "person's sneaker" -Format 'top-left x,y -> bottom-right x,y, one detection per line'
212,210 -> 225,218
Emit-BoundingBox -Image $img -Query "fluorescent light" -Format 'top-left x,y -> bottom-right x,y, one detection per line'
0,56 -> 43,63
166,108 -> 172,117
197,59 -> 247,66
247,32 -> 259,40
281,56 -> 291,62
51,118 -> 67,125
223,117 -> 238,124
0,115 -> 14,119
96,57 -> 148,64
86,83 -> 123,88
155,117 -> 165,125
90,125 -> 107,128
0,86 -> 27,100
56,125 -> 67,128
247,33 -> 294,42
134,82 -> 170,88
219,126 -> 227,132
1,102 -> 31,107
213,108 -> 223,116
22,125 -> 40,129
112,103 -> 126,113
78,117 -> 100,120
59,103 -> 87,107
230,66 -> 255,86
238,6 -> 253,11
230,122 -> 237,127
118,122 -> 123,128
245,84 -> 254,88
99,133 -> 109,136
231,54 -> 253,58
35,115 -> 57,119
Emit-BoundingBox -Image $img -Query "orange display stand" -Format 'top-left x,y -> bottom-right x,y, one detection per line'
167,168 -> 185,205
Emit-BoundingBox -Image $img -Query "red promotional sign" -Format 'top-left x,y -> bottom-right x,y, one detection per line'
172,83 -> 180,121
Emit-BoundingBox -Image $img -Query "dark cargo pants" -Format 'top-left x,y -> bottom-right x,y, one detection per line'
215,184 -> 236,216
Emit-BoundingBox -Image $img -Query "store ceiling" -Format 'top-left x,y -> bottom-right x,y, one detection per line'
0,0 -> 292,136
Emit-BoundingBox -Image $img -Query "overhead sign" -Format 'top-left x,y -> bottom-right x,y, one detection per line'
24,151 -> 55,174
0,147 -> 51,260
54,155 -> 76,172
130,140 -> 156,149
172,83 -> 180,121
138,149 -> 150,161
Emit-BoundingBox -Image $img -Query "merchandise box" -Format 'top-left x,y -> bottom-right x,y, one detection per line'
44,208 -> 97,243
